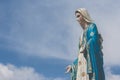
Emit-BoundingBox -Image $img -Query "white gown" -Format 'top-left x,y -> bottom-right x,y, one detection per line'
76,52 -> 89,80
76,33 -> 89,80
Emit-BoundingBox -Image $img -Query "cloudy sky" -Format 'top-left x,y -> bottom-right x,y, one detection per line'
0,0 -> 120,80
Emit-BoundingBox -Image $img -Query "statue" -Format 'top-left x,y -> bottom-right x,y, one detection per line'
65,8 -> 105,80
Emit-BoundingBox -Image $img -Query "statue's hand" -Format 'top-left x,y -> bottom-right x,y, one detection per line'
65,65 -> 71,73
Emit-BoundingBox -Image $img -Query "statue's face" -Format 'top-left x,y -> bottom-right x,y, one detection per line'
75,12 -> 84,24
75,12 -> 85,29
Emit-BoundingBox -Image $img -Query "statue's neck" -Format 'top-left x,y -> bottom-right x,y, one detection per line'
83,22 -> 89,31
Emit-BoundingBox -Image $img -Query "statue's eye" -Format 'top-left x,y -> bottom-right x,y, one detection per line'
76,15 -> 80,18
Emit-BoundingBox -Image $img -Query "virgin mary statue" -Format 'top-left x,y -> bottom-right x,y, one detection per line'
66,8 -> 105,80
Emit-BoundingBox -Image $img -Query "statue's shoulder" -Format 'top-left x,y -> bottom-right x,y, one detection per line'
89,23 -> 97,29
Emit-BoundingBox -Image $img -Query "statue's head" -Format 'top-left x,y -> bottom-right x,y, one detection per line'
75,8 -> 93,27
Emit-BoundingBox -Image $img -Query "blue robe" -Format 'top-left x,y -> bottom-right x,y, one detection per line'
70,23 -> 105,80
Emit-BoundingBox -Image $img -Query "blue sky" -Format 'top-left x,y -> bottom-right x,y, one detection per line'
0,0 -> 120,80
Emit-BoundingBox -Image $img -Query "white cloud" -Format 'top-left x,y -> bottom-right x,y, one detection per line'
0,64 -> 13,80
0,63 -> 66,80
105,67 -> 120,80
0,63 -> 120,80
